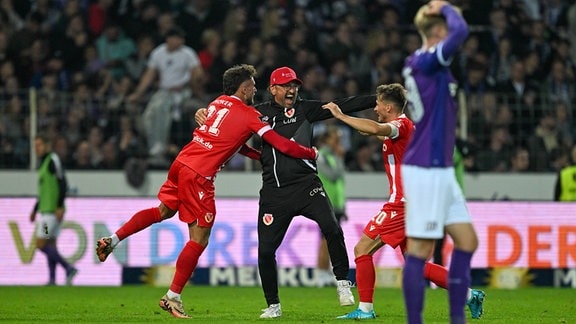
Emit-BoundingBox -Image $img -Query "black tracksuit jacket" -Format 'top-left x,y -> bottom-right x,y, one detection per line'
255,94 -> 377,188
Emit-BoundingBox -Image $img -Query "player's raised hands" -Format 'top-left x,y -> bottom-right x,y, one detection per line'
425,0 -> 450,15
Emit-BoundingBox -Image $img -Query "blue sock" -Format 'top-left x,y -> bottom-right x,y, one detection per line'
449,249 -> 473,324
403,255 -> 426,324
48,258 -> 56,284
41,245 -> 71,272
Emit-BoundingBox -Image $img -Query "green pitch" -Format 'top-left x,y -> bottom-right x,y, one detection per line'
3,286 -> 575,323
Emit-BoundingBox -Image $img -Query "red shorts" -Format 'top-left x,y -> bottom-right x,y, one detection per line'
363,202 -> 406,252
158,160 -> 216,227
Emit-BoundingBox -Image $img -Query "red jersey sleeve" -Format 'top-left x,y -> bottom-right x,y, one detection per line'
261,130 -> 317,160
239,144 -> 261,160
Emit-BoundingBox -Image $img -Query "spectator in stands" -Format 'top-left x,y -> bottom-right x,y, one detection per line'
0,0 -> 25,34
87,0 -> 113,37
508,146 -> 531,172
83,44 -> 105,77
550,38 -> 576,82
0,59 -> 15,86
522,50 -> 547,84
527,20 -> 553,69
553,100 -> 574,149
0,28 -> 9,62
487,37 -> 515,86
127,27 -> 204,167
53,135 -> 72,168
96,22 -> 136,80
37,95 -> 57,134
551,148 -> 571,173
527,111 -> 561,171
244,36 -> 263,68
86,126 -> 104,167
476,8 -> 511,56
29,0 -> 61,35
174,0 -> 227,50
156,11 -> 177,41
222,5 -> 248,42
197,28 -> 221,73
53,14 -> 90,73
113,115 -> 146,164
71,140 -> 92,169
453,34 -> 482,84
205,39 -> 239,95
347,139 -> 382,172
496,60 -> 541,135
98,139 -> 120,169
132,1 -> 161,42
544,60 -> 573,108
125,35 -> 155,81
476,126 -> 513,172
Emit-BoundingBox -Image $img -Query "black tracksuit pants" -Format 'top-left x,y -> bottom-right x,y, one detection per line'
257,178 -> 350,306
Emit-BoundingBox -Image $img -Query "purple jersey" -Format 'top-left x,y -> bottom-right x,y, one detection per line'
402,6 -> 469,168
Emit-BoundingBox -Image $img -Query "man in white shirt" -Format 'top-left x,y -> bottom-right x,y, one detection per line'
128,27 -> 205,165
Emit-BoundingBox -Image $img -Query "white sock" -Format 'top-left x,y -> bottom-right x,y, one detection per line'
358,302 -> 373,312
167,289 -> 181,301
110,234 -> 120,247
466,288 -> 472,302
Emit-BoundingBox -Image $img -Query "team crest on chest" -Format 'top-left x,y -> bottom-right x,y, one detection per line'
263,213 -> 274,225
284,108 -> 295,118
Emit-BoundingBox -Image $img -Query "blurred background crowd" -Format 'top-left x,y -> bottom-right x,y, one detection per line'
0,0 -> 575,173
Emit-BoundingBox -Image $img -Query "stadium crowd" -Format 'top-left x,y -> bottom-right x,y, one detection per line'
0,0 -> 575,173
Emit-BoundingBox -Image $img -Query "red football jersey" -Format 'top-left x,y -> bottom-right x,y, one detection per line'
382,114 -> 414,205
176,95 -> 270,177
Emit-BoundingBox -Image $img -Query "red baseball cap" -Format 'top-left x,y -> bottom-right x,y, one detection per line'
269,67 -> 303,86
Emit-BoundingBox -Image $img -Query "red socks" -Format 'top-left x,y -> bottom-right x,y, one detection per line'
116,207 -> 162,241
355,255 -> 375,303
424,262 -> 448,289
356,254 -> 448,301
170,240 -> 205,294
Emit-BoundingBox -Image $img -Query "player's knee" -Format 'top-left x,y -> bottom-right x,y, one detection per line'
453,237 -> 478,253
321,226 -> 344,240
258,246 -> 276,260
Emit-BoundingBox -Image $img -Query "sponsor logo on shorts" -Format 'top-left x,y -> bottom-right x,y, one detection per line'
263,213 -> 274,225
204,213 -> 214,223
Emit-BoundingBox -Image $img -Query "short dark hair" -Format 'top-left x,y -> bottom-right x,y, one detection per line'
165,26 -> 186,39
376,83 -> 407,112
35,133 -> 51,144
222,64 -> 257,95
